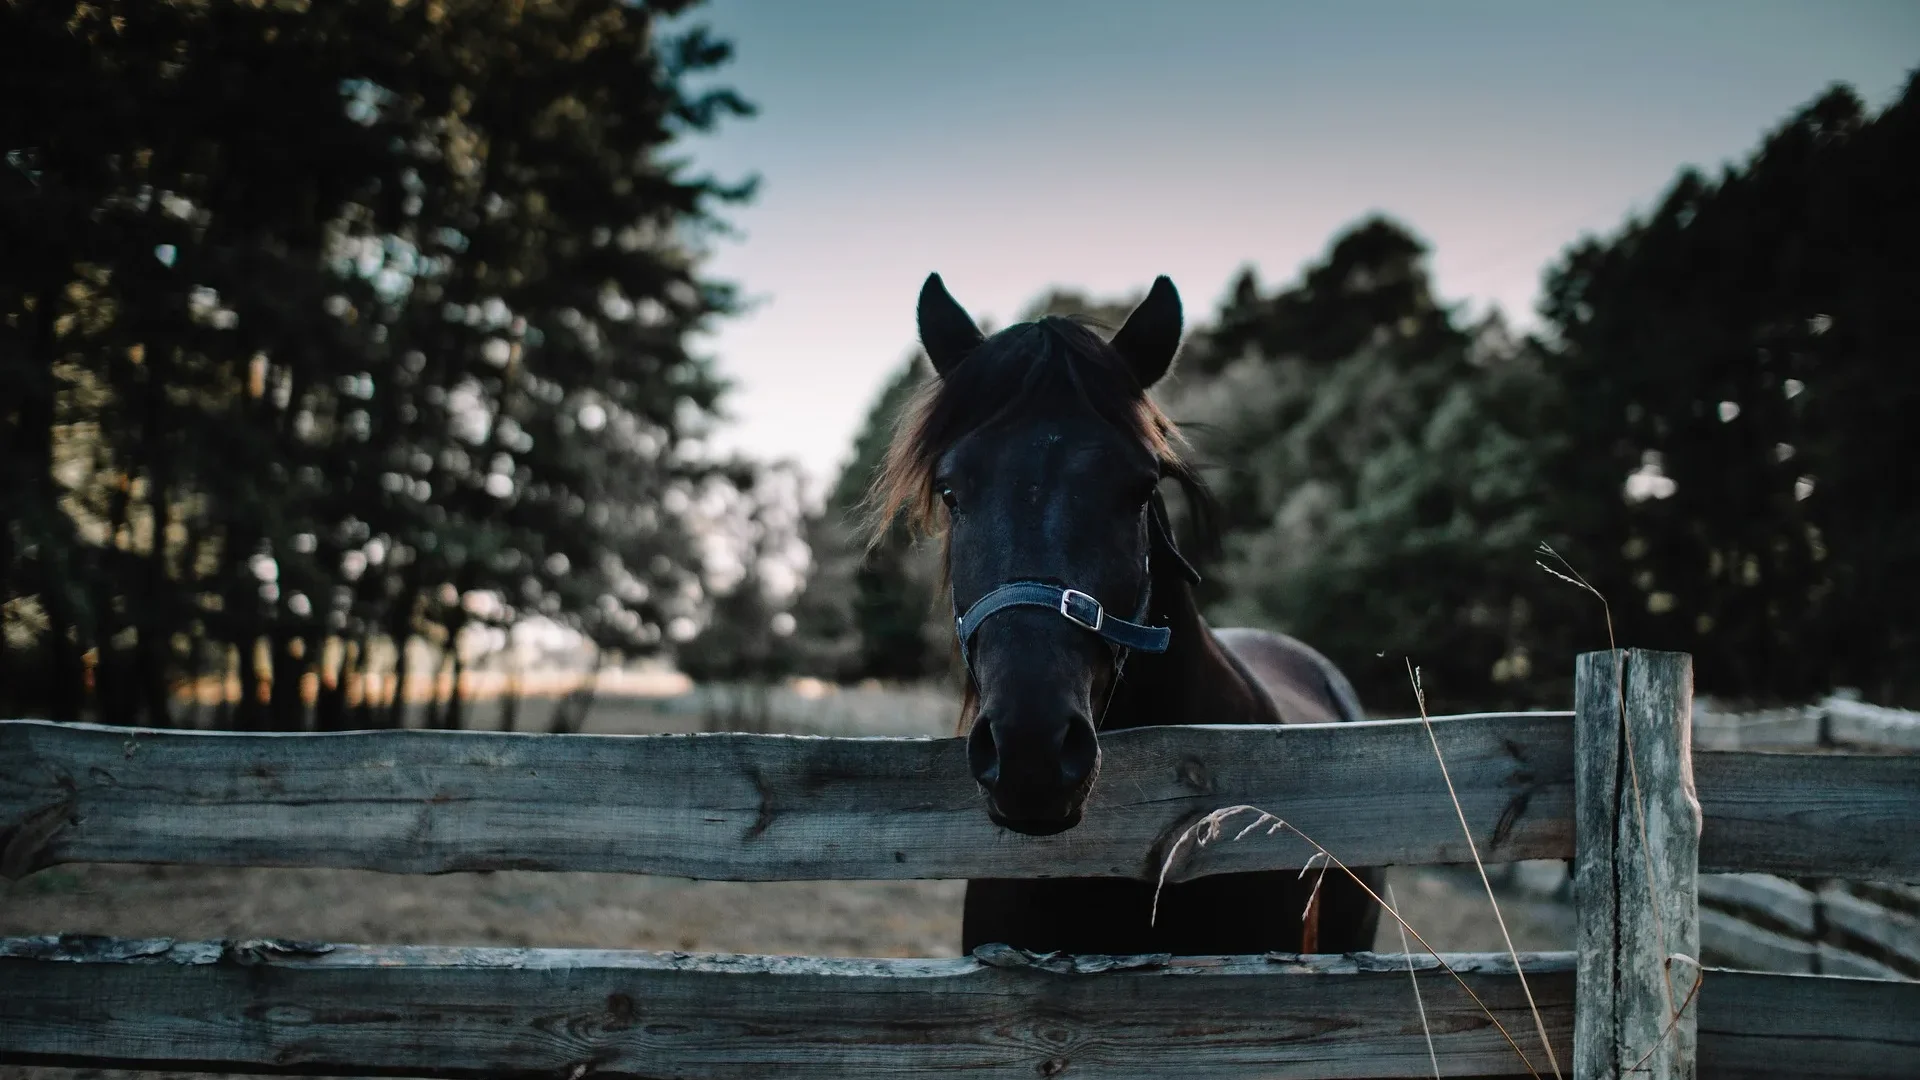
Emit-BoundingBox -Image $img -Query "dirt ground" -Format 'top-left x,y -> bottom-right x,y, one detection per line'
1,861 -> 1569,959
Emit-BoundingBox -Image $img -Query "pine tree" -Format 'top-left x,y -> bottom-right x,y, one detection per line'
0,0 -> 756,726
1539,75 -> 1920,705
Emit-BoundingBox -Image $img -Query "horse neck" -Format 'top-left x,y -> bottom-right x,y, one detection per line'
1101,558 -> 1282,730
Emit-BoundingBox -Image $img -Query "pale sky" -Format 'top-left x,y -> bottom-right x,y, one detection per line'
676,0 -> 1919,494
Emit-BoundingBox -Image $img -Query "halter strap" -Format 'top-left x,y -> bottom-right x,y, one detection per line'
949,491 -> 1199,674
954,582 -> 1169,670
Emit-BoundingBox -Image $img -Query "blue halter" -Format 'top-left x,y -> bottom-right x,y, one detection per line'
953,580 -> 1168,671
950,495 -> 1198,673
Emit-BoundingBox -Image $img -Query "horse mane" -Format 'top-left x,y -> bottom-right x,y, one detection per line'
862,314 -> 1217,553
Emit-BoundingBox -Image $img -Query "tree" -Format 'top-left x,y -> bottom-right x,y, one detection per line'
0,0 -> 756,726
1162,218 -> 1574,711
1538,75 -> 1920,705
674,461 -> 809,730
793,351 -> 951,682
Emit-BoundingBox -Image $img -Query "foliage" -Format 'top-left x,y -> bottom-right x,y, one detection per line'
1537,76 -> 1920,706
787,75 -> 1920,712
0,0 -> 754,727
1163,220 -> 1572,711
673,460 -> 810,729
793,352 -> 950,682
1167,77 -> 1920,711
27,7 -> 1904,729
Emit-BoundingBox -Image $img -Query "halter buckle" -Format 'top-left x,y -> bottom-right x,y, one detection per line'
1058,589 -> 1104,632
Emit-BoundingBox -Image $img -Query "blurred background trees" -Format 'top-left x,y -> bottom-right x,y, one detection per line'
1535,82 -> 1920,708
797,352 -> 951,685
1,0 -> 755,727
3,0 -> 1914,728
1156,218 -> 1569,713
795,75 -> 1920,713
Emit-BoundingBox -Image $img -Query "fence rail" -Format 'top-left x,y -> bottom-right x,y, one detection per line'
3,650 -> 1918,1079
1687,694 -> 1920,983
1,939 -> 1574,1079
5,936 -> 1913,1079
4,712 -> 1578,882
6,711 -> 1917,884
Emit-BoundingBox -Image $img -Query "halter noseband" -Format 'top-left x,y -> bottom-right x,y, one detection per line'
950,495 -> 1200,675
954,581 -> 1168,671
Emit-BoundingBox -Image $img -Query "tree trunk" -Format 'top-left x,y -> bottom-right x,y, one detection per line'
24,278 -> 84,722
210,643 -> 234,730
136,344 -> 175,728
235,635 -> 264,731
315,636 -> 349,732
444,626 -> 466,731
499,667 -> 520,733
41,562 -> 83,724
349,635 -> 376,729
384,592 -> 416,729
268,630 -> 304,731
90,469 -> 134,726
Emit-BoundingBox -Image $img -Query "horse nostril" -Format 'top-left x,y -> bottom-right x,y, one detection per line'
1060,717 -> 1099,788
967,717 -> 1000,787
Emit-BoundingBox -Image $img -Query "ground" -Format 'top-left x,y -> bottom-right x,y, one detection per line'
1,862 -> 1569,961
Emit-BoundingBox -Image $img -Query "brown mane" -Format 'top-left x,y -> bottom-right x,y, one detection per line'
861,315 -> 1204,547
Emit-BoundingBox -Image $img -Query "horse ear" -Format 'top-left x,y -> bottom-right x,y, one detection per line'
1109,275 -> 1183,388
917,273 -> 985,377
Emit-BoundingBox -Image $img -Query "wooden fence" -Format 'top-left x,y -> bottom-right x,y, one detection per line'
1,649 -> 1916,1078
1692,695 -> 1920,983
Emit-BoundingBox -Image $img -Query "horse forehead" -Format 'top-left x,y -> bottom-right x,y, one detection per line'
972,417 -> 1137,479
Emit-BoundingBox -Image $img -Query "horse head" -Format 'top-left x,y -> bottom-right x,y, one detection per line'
869,273 -> 1205,835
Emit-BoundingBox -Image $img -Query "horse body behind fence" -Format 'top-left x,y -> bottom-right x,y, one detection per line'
872,271 -> 1383,956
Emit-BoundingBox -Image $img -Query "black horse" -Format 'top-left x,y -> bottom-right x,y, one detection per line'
867,272 -> 1383,956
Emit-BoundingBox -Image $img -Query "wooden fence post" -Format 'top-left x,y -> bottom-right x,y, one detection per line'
1574,650 -> 1700,1080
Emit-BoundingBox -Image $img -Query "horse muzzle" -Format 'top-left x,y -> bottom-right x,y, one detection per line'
968,711 -> 1100,835
986,804 -> 1086,837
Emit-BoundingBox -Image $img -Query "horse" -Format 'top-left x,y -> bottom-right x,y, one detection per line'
865,272 -> 1383,956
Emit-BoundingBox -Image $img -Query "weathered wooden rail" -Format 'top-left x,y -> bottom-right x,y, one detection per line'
1692,695 -> 1920,980
1,710 -> 1583,881
2,649 -> 1916,1078
6,709 -> 1914,883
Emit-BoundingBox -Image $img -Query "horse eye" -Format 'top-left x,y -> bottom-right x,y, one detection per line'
938,485 -> 958,510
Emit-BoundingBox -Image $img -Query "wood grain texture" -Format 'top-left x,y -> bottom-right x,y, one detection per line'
1691,705 -> 1820,751
1818,885 -> 1920,974
0,713 -> 1574,882
1698,967 -> 1920,1078
0,937 -> 1575,1079
1695,749 -> 1920,882
1697,873 -> 1818,937
1813,942 -> 1910,981
7,937 -> 1908,1079
1824,698 -> 1920,751
1698,909 -> 1816,974
1573,650 -> 1701,1080
4,717 -> 1910,884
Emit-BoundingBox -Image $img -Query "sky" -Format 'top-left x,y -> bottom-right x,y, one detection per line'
672,0 -> 1920,495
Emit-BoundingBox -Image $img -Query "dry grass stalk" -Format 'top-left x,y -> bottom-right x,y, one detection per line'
1406,659 -> 1564,1080
1626,954 -> 1705,1076
1536,542 -> 1702,1059
1387,882 -> 1442,1080
1153,804 -> 1546,1080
